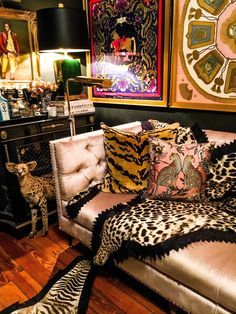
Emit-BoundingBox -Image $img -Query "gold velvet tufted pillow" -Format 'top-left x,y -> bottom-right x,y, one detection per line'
101,123 -> 179,193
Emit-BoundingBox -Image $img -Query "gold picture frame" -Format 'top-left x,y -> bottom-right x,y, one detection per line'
170,0 -> 236,112
0,7 -> 40,89
87,0 -> 171,107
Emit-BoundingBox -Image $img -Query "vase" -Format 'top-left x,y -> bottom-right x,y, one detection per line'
40,93 -> 51,112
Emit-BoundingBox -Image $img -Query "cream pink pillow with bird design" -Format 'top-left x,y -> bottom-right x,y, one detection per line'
147,138 -> 212,201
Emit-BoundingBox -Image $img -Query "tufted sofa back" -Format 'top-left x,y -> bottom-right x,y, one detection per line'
50,121 -> 142,217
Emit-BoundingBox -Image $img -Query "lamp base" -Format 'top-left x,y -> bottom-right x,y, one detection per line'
68,116 -> 76,136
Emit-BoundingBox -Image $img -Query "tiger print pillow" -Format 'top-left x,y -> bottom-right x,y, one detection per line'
148,119 -> 197,144
100,123 -> 179,193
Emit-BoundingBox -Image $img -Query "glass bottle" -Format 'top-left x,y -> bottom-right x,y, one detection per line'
0,93 -> 10,121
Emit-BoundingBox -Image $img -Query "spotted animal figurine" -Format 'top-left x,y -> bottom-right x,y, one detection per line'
5,161 -> 55,237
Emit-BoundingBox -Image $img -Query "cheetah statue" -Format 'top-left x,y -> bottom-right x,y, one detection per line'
5,161 -> 55,237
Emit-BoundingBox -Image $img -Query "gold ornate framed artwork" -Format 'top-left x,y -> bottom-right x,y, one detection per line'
87,0 -> 171,106
0,7 -> 40,88
170,0 -> 236,112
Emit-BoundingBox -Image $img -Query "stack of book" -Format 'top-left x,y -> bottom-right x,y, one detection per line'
52,99 -> 95,116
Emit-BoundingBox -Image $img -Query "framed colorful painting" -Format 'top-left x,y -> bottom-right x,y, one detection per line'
170,0 -> 236,112
0,8 -> 40,88
87,0 -> 171,106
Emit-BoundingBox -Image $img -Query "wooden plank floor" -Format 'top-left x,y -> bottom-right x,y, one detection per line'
0,223 -> 172,313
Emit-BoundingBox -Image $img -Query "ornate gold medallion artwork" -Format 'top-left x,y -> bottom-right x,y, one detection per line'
171,0 -> 236,112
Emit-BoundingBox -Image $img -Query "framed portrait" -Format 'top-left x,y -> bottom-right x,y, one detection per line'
87,0 -> 171,106
170,0 -> 236,112
0,8 -> 40,87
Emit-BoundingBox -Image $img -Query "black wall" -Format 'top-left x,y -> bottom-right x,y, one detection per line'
94,104 -> 236,132
8,0 -> 236,132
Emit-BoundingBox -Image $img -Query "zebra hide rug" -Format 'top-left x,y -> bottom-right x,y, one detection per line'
1,256 -> 95,314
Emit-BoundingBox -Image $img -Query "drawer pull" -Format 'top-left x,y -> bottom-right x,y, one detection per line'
1,130 -> 7,140
42,123 -> 65,130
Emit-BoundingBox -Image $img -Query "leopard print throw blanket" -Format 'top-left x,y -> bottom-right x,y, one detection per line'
91,194 -> 236,266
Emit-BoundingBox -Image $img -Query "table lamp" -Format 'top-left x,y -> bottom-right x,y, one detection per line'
36,6 -> 90,53
36,5 -> 112,136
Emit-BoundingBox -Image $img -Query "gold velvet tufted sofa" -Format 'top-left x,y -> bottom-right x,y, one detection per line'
50,121 -> 236,314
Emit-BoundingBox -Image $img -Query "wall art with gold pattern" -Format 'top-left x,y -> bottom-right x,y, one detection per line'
170,0 -> 236,112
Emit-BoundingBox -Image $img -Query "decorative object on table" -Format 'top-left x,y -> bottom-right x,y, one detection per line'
170,1 -> 236,112
10,99 -> 32,118
5,161 -> 55,237
0,92 -> 10,121
2,88 -> 33,118
54,59 -> 85,96
87,0 -> 171,106
2,255 -> 96,314
0,7 -> 39,83
46,103 -> 57,117
27,80 -> 58,113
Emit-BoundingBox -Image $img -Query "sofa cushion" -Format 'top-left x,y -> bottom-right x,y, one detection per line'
144,241 -> 236,313
147,138 -> 212,201
100,123 -> 179,193
206,129 -> 236,144
67,191 -> 136,231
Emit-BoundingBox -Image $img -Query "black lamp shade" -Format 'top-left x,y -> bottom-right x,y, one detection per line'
36,8 -> 90,52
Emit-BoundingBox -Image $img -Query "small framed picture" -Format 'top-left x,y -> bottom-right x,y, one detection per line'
0,7 -> 40,86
